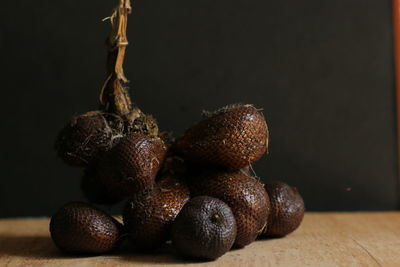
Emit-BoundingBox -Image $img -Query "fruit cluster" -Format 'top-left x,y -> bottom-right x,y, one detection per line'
51,104 -> 305,260
50,0 -> 304,261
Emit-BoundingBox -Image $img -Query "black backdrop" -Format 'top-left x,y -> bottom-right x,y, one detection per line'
0,0 -> 398,217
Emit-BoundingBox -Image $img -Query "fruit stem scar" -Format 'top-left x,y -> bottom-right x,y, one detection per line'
211,214 -> 220,223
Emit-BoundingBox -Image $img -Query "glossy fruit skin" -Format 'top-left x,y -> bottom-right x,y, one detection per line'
49,202 -> 124,254
175,104 -> 269,169
260,182 -> 305,237
171,196 -> 237,261
190,170 -> 270,247
123,176 -> 190,250
55,111 -> 117,167
98,133 -> 167,196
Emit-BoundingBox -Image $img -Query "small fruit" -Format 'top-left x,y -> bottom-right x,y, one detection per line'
171,196 -> 237,260
123,175 -> 190,250
80,168 -> 125,205
55,111 -> 120,167
98,133 -> 167,196
190,170 -> 270,247
175,104 -> 269,169
260,181 -> 305,237
49,202 -> 123,254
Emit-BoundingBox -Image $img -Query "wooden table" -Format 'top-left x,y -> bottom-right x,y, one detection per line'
0,213 -> 399,266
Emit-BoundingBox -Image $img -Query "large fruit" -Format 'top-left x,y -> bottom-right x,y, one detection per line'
175,104 -> 269,169
260,181 -> 305,237
190,170 -> 270,247
49,202 -> 124,254
55,111 -> 121,167
123,175 -> 190,250
98,133 -> 167,196
171,196 -> 237,260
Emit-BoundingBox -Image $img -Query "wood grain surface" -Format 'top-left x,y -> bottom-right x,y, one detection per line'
0,213 -> 399,267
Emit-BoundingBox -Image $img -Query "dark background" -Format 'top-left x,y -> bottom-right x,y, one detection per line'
0,0 -> 398,217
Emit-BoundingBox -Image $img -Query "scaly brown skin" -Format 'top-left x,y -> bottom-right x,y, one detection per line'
171,196 -> 237,261
54,111 -> 120,167
49,202 -> 124,254
123,175 -> 190,250
175,104 -> 269,169
189,170 -> 270,248
97,133 -> 167,197
260,181 -> 305,238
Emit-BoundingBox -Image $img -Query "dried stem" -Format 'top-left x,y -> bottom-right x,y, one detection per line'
99,0 -> 133,116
